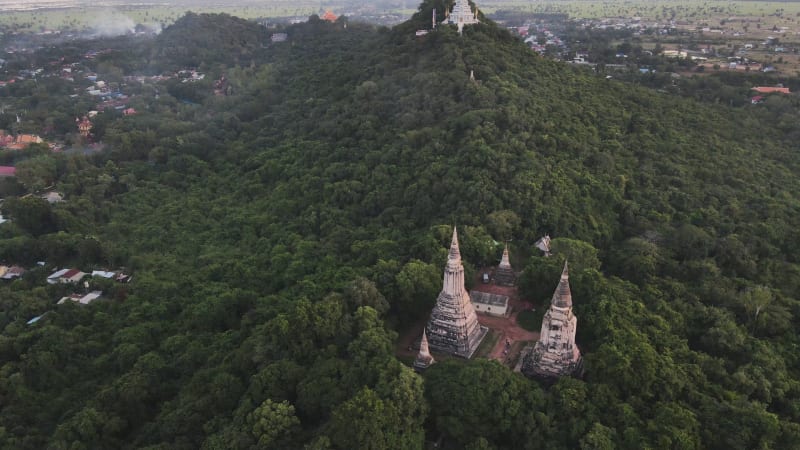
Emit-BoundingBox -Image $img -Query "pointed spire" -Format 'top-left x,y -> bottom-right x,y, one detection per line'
414,329 -> 435,370
448,226 -> 461,262
427,224 -> 488,358
552,260 -> 572,308
420,329 -> 431,356
499,244 -> 511,269
494,243 -> 516,286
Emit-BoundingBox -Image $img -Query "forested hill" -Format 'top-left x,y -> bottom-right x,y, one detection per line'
2,3 -> 800,449
155,12 -> 269,69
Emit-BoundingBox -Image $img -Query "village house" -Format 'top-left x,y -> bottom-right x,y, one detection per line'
0,131 -> 13,147
92,269 -> 132,283
752,86 -> 791,94
27,313 -> 47,325
5,134 -> 44,150
0,265 -> 25,280
47,268 -> 87,284
0,131 -> 45,150
0,166 -> 15,178
41,191 -> 64,203
470,291 -> 510,317
58,290 -> 103,305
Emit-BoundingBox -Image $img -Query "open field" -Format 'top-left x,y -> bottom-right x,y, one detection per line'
1,1 -> 798,75
483,0 -> 800,20
2,0 -> 800,35
0,3 -> 320,32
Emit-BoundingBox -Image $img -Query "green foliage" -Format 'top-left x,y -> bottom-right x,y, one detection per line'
2,4 -> 800,450
154,12 -> 268,69
394,259 -> 441,322
425,359 -> 546,447
516,308 -> 543,332
246,399 -> 300,449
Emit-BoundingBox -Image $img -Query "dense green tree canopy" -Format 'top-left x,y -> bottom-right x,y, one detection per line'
1,2 -> 800,449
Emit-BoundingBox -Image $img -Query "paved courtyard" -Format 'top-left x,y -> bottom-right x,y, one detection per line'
471,271 -> 538,366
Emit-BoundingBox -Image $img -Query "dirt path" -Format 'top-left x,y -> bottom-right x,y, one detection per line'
478,311 -> 538,363
472,270 -> 539,366
395,317 -> 427,358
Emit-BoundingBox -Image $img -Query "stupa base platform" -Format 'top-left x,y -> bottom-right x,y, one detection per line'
429,325 -> 489,359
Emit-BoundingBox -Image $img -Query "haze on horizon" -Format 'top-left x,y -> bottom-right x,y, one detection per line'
0,0 -> 348,9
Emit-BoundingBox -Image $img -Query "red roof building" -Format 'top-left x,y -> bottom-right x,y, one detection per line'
322,10 -> 338,22
1,131 -> 45,150
77,116 -> 92,138
0,166 -> 16,177
752,86 -> 791,94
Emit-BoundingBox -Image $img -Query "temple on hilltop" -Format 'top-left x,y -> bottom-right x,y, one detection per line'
413,329 -> 435,371
321,10 -> 338,22
493,244 -> 516,286
442,0 -> 479,35
521,261 -> 582,379
426,227 -> 488,358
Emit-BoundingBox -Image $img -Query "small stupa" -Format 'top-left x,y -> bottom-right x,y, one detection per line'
521,261 -> 582,379
413,329 -> 436,371
493,244 -> 515,286
425,227 -> 488,358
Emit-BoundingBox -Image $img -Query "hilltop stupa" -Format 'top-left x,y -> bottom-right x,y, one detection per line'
442,0 -> 479,35
493,244 -> 516,286
521,261 -> 582,379
425,227 -> 488,358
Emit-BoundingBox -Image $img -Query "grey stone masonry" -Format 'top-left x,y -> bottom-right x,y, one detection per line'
493,245 -> 516,286
426,227 -> 488,358
521,261 -> 582,379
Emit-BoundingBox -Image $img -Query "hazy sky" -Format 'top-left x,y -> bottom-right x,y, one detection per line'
0,0 -> 282,9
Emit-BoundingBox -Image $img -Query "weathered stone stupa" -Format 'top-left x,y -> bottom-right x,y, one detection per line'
426,227 -> 488,358
521,261 -> 582,379
413,329 -> 435,371
493,244 -> 516,286
442,0 -> 479,35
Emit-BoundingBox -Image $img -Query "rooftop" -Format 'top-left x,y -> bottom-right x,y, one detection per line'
752,86 -> 791,94
470,290 -> 509,307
